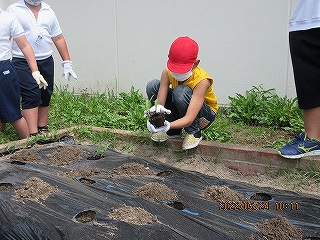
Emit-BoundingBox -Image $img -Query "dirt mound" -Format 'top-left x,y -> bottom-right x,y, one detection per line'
135,182 -> 177,201
108,205 -> 157,225
256,216 -> 302,240
59,168 -> 101,179
203,185 -> 248,202
8,145 -> 83,166
9,149 -> 39,162
14,177 -> 58,203
48,145 -> 83,166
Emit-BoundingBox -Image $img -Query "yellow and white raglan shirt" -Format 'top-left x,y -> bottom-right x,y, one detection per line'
166,66 -> 219,113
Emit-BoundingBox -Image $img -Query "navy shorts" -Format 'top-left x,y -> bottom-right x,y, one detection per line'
12,56 -> 54,109
289,27 -> 320,109
0,60 -> 23,123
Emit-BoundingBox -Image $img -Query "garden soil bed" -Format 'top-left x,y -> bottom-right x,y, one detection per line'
112,140 -> 320,197
1,139 -> 319,239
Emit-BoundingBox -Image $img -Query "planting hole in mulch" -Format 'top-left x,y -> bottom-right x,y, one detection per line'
75,210 -> 96,223
255,216 -> 302,240
109,205 -> 157,225
10,160 -> 26,165
203,185 -> 248,202
77,177 -> 96,185
166,201 -> 185,210
111,163 -> 155,176
156,170 -> 173,177
87,154 -> 104,160
0,183 -> 13,191
250,192 -> 272,201
135,182 -> 177,202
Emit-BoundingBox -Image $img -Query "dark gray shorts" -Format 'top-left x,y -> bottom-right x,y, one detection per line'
12,56 -> 54,109
0,60 -> 22,123
289,27 -> 320,109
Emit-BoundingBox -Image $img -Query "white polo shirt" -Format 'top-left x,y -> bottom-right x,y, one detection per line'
7,0 -> 62,60
290,0 -> 320,32
0,8 -> 25,61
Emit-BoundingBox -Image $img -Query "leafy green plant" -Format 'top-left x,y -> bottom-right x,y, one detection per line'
228,85 -> 270,126
228,85 -> 303,132
202,121 -> 231,142
96,141 -> 110,156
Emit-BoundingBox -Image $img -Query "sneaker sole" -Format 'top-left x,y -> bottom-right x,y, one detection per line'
278,149 -> 320,159
182,137 -> 203,150
151,134 -> 181,142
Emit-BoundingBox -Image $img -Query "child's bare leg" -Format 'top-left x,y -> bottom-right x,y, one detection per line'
11,117 -> 29,139
303,106 -> 320,140
22,107 -> 39,135
38,106 -> 49,128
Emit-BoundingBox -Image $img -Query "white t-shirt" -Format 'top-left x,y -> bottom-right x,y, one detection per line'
0,8 -> 25,61
7,0 -> 62,60
290,0 -> 320,32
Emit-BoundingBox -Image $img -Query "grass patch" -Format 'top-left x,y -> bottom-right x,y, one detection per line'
278,164 -> 320,191
0,85 -> 301,149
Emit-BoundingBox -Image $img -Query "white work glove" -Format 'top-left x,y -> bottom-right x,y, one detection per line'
149,104 -> 171,115
32,71 -> 48,89
147,120 -> 170,133
61,60 -> 78,81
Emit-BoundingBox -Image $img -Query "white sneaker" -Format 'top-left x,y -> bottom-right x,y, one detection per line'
182,131 -> 202,150
151,131 -> 181,142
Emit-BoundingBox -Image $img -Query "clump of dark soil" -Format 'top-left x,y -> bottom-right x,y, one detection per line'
109,205 -> 157,225
111,163 -> 155,176
148,112 -> 165,128
203,185 -> 248,202
9,149 -> 39,162
59,168 -> 101,179
14,177 -> 58,203
255,216 -> 302,240
135,182 -> 177,201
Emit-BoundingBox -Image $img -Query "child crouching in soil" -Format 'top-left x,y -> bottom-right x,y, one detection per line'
146,36 -> 218,150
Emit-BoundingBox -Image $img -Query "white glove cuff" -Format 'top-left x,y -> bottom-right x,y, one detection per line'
61,60 -> 72,67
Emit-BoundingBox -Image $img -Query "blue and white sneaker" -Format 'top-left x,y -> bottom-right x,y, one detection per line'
278,132 -> 320,159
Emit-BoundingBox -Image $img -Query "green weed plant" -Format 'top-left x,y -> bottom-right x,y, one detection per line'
228,85 -> 303,132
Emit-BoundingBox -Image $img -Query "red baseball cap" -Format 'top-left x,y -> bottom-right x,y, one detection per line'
167,36 -> 199,74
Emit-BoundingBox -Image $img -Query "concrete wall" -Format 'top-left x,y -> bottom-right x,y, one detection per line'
1,0 -> 299,105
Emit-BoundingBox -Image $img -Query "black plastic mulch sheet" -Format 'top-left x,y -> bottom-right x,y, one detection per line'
0,138 -> 319,240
